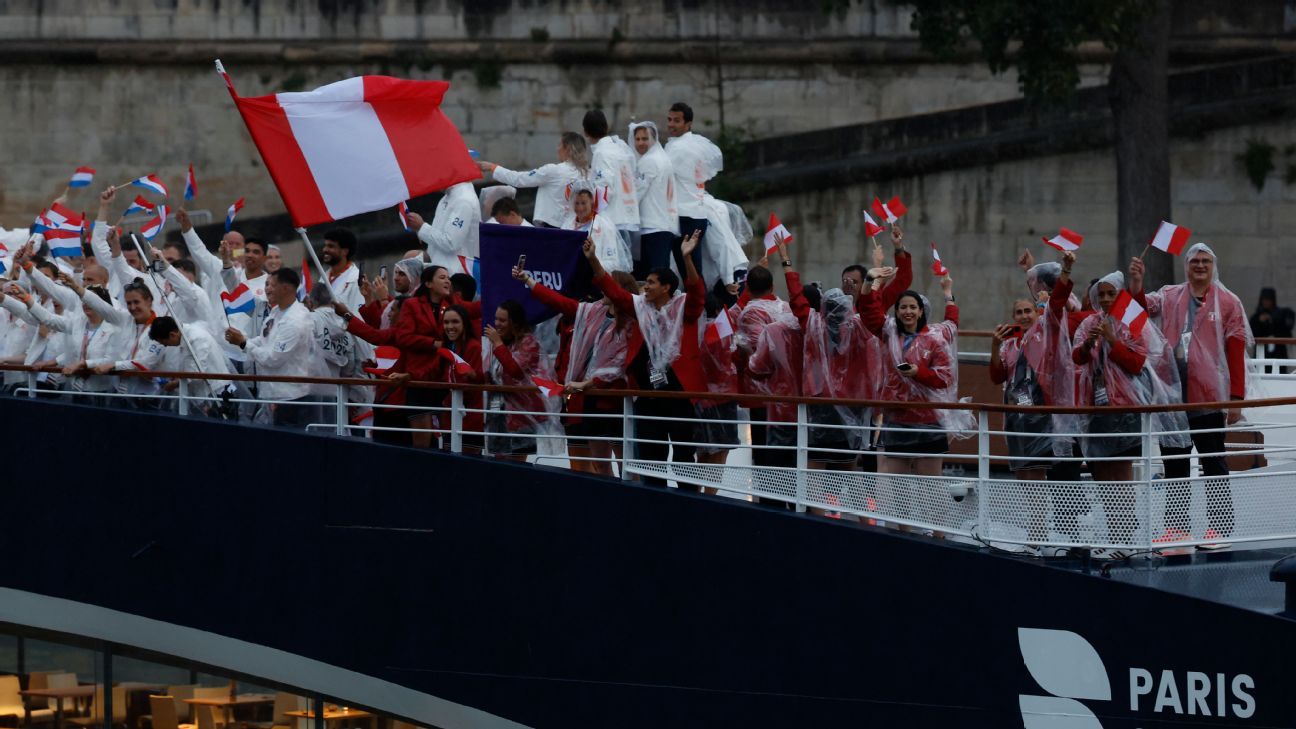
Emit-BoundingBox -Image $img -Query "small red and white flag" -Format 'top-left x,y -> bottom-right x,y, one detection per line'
704,308 -> 735,345
533,377 -> 562,397
1108,290 -> 1148,338
448,349 -> 475,377
397,201 -> 413,232
871,196 -> 907,224
862,210 -> 884,237
130,174 -> 169,198
1149,220 -> 1191,256
139,204 -> 169,240
68,166 -> 95,188
930,242 -> 949,276
225,198 -> 245,231
763,213 -> 792,253
1042,227 -> 1083,252
216,61 -> 479,228
184,164 -> 198,201
369,345 -> 400,372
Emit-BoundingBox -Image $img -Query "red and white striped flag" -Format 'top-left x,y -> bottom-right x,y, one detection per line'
363,345 -> 401,376
216,60 -> 479,228
448,349 -> 475,377
930,242 -> 949,276
1109,290 -> 1148,338
704,308 -> 735,345
862,210 -> 884,237
763,213 -> 792,253
533,377 -> 562,397
1149,220 -> 1191,255
1042,227 -> 1083,252
871,196 -> 907,224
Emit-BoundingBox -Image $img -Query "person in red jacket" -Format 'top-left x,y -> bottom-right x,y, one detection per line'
1072,271 -> 1189,549
1129,243 -> 1251,546
588,230 -> 706,488
334,297 -> 413,448
860,274 -> 959,478
406,304 -> 484,454
484,299 -> 558,462
515,264 -> 638,476
694,293 -> 741,471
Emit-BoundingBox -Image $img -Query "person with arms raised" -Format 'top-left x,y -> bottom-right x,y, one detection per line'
478,133 -> 592,228
406,182 -> 481,272
225,267 -> 320,429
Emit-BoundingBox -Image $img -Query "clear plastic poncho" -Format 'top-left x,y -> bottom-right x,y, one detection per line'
632,290 -> 689,378
696,310 -> 739,402
802,288 -> 880,448
564,301 -> 630,385
737,297 -> 803,437
1026,262 -> 1082,312
483,332 -> 563,443
879,295 -> 973,439
1072,272 -> 1191,457
480,185 -> 518,221
1140,242 -> 1255,407
1011,263 -> 1080,457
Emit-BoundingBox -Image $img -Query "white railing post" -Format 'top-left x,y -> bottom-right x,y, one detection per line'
177,378 -> 189,416
977,410 -> 989,536
621,396 -> 633,481
450,388 -> 464,454
795,403 -> 808,513
334,384 -> 348,436
1141,411 -> 1154,550
25,372 -> 37,398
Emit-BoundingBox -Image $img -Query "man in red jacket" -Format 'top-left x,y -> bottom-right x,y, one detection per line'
589,231 -> 706,488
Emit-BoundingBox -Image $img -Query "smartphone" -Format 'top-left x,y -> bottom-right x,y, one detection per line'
517,254 -> 527,271
1007,324 -> 1022,336
897,362 -> 916,374
379,265 -> 388,282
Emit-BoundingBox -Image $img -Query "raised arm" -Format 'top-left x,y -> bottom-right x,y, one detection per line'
879,226 -> 912,311
680,230 -> 704,322
484,162 -> 559,190
587,239 -> 637,318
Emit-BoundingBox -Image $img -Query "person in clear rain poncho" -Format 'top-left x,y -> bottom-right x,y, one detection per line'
802,287 -> 880,471
1129,243 -> 1252,546
628,120 -> 679,278
483,299 -> 560,462
1072,271 -> 1190,548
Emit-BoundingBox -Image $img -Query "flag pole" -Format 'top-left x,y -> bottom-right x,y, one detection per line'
1139,244 -> 1151,260
296,227 -> 335,296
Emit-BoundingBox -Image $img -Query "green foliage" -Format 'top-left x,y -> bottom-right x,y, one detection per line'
1237,139 -> 1276,191
472,60 -> 504,89
909,0 -> 1153,101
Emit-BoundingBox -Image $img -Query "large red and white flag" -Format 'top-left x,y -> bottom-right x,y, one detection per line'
1149,220 -> 1191,255
216,60 -> 479,228
1108,290 -> 1148,338
1042,227 -> 1083,252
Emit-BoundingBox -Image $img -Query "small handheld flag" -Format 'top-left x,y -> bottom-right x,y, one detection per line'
68,166 -> 95,188
46,230 -> 84,259
221,282 -> 256,316
397,201 -> 412,232
225,198 -> 245,231
297,257 -> 312,301
1148,220 -> 1191,256
123,195 -> 155,218
763,213 -> 792,253
533,377 -> 562,397
1043,228 -> 1083,253
129,174 -> 169,197
862,210 -> 884,238
139,204 -> 169,240
184,164 -> 197,201
448,349 -> 475,377
704,308 -> 735,345
930,242 -> 949,276
871,196 -> 907,225
1108,290 -> 1148,338
363,345 -> 401,376
31,210 -> 51,234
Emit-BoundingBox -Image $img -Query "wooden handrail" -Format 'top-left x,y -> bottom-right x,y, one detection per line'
4,363 -> 1294,416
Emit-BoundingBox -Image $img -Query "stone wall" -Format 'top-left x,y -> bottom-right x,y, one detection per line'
747,118 -> 1296,333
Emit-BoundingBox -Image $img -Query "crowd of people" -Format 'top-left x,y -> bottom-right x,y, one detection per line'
0,101 -> 1264,551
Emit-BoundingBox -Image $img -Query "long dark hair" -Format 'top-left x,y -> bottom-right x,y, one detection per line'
496,299 -> 529,343
443,304 -> 473,349
894,289 -> 927,333
418,265 -> 447,299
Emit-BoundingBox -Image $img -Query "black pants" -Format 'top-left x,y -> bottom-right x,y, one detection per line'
673,217 -> 708,282
1163,412 -> 1234,537
635,395 -> 698,490
637,231 -> 676,280
372,409 -> 413,447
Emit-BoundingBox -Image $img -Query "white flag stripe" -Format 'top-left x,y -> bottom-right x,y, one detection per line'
1150,224 -> 1175,251
278,78 -> 410,221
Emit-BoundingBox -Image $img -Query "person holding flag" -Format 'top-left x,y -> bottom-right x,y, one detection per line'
802,286 -> 880,473
1129,243 -> 1252,547
225,268 -> 320,429
407,181 -> 482,272
147,315 -> 236,417
87,188 -> 158,302
421,304 -> 484,453
483,299 -> 559,462
514,261 -> 638,477
693,293 -> 741,470
1071,271 -> 1189,552
51,275 -> 129,406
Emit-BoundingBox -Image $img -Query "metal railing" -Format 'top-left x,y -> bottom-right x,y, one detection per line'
6,362 -> 1296,555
